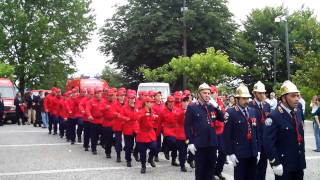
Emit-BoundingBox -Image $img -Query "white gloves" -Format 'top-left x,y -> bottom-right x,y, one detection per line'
187,144 -> 197,155
209,99 -> 219,108
272,164 -> 283,176
257,152 -> 261,164
228,154 -> 239,167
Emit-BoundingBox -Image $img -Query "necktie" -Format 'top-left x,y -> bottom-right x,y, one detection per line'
243,109 -> 252,140
290,111 -> 303,144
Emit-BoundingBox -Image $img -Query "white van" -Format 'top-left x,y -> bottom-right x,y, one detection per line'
137,82 -> 170,101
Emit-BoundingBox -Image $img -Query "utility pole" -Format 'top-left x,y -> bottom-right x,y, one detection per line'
182,0 -> 188,89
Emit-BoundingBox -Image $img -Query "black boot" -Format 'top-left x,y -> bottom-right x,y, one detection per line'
127,161 -> 132,167
71,141 -> 75,145
215,173 -> 226,180
106,154 -> 111,158
141,164 -> 146,174
84,147 -> 89,151
92,151 -> 97,155
154,155 -> 159,162
188,160 -> 195,168
164,151 -> 170,160
78,137 -> 82,143
148,158 -> 156,167
116,154 -> 121,162
180,166 -> 187,172
133,153 -> 140,162
171,159 -> 179,166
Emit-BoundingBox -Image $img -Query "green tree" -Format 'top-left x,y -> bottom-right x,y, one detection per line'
0,0 -> 95,93
101,66 -> 128,88
0,62 -> 14,78
231,6 -> 320,92
99,0 -> 236,87
140,47 -> 243,90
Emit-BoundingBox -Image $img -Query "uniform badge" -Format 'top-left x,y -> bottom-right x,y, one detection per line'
251,118 -> 257,126
265,118 -> 273,126
224,112 -> 229,123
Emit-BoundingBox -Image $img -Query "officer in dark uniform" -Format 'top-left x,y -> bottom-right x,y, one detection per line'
0,93 -> 4,126
263,80 -> 306,180
224,84 -> 260,180
184,83 -> 224,180
249,81 -> 271,180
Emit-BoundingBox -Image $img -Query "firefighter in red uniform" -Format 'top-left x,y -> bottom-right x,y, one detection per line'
157,96 -> 179,166
86,88 -> 105,154
112,90 -> 126,162
76,88 -> 86,143
173,91 -> 182,109
136,96 -> 157,174
122,93 -> 140,167
79,88 -> 94,151
45,87 -> 58,135
175,95 -> 190,172
55,89 -> 65,138
59,91 -> 70,140
209,85 -> 227,180
152,91 -> 164,162
65,88 -> 79,144
102,89 -> 116,158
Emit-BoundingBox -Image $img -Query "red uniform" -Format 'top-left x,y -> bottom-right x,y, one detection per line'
152,102 -> 164,129
135,98 -> 144,110
44,94 -> 54,113
102,99 -> 115,127
59,98 -> 69,120
215,97 -> 225,135
86,98 -> 105,125
79,96 -> 90,121
112,101 -> 126,132
66,97 -> 78,119
157,106 -> 177,137
175,107 -> 186,140
122,105 -> 139,135
50,96 -> 60,116
136,109 -> 157,143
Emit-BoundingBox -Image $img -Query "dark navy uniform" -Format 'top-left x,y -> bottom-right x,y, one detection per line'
263,104 -> 306,180
249,100 -> 271,180
185,101 -> 224,180
223,105 -> 259,180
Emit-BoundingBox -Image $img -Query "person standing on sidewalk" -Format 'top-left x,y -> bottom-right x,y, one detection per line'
311,95 -> 320,152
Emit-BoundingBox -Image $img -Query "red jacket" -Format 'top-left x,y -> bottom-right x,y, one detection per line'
79,96 -> 91,121
136,109 -> 157,143
44,94 -> 54,112
50,96 -> 60,116
215,98 -> 226,135
59,98 -> 69,120
157,106 -> 177,137
152,102 -> 164,129
74,95 -> 85,118
175,107 -> 186,140
112,101 -> 126,132
66,97 -> 78,119
102,99 -> 115,127
135,99 -> 143,110
122,105 -> 139,135
86,98 -> 105,125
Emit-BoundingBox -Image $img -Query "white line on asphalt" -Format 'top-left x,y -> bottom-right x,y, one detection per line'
0,130 -> 46,133
0,143 -> 77,148
306,156 -> 320,160
0,165 -> 171,176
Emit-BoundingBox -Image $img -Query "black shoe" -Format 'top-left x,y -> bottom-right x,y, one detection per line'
180,166 -> 187,172
66,139 -> 70,142
154,156 -> 159,162
48,131 -> 51,134
148,159 -> 156,167
215,174 -> 226,180
171,160 -> 179,166
116,156 -> 121,162
106,154 -> 111,158
60,135 -> 63,138
92,151 -> 97,155
84,148 -> 89,151
78,138 -> 82,143
71,141 -> 75,145
188,161 -> 195,168
133,153 -> 140,162
53,132 -> 57,135
164,152 -> 170,160
313,149 -> 320,152
141,166 -> 146,174
127,161 -> 132,167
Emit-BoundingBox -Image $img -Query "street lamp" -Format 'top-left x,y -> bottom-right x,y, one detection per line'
275,16 -> 290,80
270,39 -> 281,88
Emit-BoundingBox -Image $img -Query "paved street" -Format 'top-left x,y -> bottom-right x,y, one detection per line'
0,122 -> 319,180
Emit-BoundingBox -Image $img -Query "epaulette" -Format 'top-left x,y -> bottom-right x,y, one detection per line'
278,106 -> 283,113
235,106 -> 240,111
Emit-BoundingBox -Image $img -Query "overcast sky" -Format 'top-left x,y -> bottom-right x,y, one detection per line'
74,0 -> 320,77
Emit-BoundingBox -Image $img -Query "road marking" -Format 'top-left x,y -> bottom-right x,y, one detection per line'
306,156 -> 320,160
0,130 -> 46,133
0,143 -> 79,148
0,165 -> 172,176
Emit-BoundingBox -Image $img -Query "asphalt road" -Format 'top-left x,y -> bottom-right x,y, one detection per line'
0,121 -> 319,180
